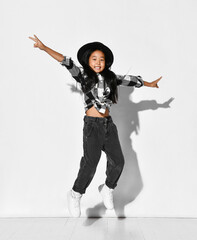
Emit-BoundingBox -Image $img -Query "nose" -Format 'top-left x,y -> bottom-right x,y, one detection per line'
96,59 -> 101,65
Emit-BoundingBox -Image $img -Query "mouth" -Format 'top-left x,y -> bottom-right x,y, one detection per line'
94,66 -> 101,70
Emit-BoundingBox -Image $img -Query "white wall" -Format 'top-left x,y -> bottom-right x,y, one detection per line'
0,0 -> 197,217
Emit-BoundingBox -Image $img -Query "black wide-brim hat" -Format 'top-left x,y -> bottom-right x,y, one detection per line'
77,41 -> 114,68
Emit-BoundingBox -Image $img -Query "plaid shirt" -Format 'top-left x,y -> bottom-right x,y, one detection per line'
60,56 -> 144,113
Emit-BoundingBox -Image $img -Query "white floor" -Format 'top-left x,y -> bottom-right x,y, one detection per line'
0,217 -> 197,240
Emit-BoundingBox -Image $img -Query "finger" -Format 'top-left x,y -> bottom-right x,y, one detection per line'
154,79 -> 159,84
34,34 -> 39,40
29,36 -> 36,42
155,76 -> 162,82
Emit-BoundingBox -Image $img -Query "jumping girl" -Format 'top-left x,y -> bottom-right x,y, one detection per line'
29,34 -> 162,217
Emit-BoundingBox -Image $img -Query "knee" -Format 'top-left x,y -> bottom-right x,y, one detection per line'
80,156 -> 100,174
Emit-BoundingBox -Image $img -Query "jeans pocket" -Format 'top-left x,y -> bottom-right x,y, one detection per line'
83,122 -> 94,137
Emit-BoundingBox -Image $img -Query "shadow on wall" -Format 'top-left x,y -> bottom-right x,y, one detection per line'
68,83 -> 174,220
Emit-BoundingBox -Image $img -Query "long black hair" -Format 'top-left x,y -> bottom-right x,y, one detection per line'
80,49 -> 119,104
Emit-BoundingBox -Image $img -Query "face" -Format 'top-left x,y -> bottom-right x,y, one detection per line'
88,50 -> 105,73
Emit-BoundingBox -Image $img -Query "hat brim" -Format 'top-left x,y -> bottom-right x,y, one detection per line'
77,42 -> 114,68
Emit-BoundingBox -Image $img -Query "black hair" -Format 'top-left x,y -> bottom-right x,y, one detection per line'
80,48 -> 118,104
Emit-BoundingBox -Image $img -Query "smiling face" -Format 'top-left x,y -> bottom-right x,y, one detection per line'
88,50 -> 105,73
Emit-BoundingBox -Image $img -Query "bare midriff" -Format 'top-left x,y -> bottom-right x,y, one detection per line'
85,105 -> 109,118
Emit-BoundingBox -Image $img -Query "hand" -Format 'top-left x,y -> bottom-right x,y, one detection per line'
28,34 -> 46,50
149,76 -> 162,88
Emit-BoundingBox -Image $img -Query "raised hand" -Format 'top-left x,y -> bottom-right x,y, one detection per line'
150,76 -> 162,88
144,76 -> 162,88
28,34 -> 46,50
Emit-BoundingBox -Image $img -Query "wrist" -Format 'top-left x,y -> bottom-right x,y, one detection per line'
42,45 -> 47,51
143,81 -> 150,87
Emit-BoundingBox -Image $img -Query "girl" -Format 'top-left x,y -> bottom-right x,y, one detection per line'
29,35 -> 162,217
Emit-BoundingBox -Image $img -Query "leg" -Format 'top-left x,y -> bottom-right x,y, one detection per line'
103,121 -> 125,189
72,120 -> 103,194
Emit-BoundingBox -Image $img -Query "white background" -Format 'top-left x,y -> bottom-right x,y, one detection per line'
0,0 -> 197,217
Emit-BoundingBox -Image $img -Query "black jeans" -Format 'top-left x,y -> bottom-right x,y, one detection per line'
72,115 -> 125,194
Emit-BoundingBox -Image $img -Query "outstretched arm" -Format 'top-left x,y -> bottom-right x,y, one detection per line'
28,34 -> 64,62
29,34 -> 82,83
116,74 -> 162,88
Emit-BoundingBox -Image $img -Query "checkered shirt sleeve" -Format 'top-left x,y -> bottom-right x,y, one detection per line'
116,74 -> 144,88
60,56 -> 83,83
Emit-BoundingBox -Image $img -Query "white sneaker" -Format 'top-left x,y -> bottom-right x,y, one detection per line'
67,189 -> 82,217
98,184 -> 114,210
